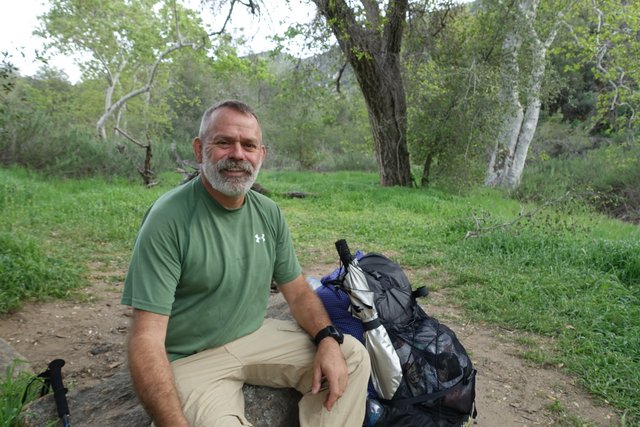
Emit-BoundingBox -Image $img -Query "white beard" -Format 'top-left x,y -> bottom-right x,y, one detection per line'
201,155 -> 261,197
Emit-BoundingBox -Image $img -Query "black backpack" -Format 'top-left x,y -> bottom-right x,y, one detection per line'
326,248 -> 477,427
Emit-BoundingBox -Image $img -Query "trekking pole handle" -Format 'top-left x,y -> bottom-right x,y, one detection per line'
335,239 -> 353,266
48,359 -> 71,426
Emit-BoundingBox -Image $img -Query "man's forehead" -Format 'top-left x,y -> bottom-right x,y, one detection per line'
208,108 -> 262,141
211,106 -> 258,123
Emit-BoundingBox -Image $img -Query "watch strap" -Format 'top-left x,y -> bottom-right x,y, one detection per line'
313,325 -> 343,345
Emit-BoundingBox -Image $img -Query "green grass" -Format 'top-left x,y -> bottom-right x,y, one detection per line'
1,166 -> 639,424
0,361 -> 42,427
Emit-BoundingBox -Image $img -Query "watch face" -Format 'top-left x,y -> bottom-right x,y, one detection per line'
328,326 -> 344,344
315,325 -> 344,345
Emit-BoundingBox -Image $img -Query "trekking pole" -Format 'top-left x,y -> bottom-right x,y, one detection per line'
48,359 -> 71,427
335,239 -> 353,268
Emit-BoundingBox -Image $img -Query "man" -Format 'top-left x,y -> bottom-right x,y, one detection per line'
121,100 -> 371,427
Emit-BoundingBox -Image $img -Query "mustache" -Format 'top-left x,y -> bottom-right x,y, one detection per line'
215,158 -> 254,174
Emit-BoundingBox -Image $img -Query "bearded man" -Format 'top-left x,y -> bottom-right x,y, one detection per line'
121,100 -> 370,427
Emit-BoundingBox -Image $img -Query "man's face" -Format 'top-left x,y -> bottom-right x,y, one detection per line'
196,107 -> 265,197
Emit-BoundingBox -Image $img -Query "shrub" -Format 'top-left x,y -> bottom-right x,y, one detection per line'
0,232 -> 83,314
518,136 -> 640,223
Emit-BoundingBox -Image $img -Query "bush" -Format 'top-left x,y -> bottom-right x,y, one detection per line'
0,232 -> 83,313
518,135 -> 640,222
0,108 -> 196,182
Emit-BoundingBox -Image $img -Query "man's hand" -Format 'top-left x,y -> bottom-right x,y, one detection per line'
278,274 -> 351,411
312,338 -> 349,411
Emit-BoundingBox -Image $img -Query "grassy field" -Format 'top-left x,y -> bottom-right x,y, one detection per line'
1,166 -> 639,424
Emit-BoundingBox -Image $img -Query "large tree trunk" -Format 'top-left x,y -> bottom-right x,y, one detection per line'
312,0 -> 412,187
354,52 -> 412,186
485,90 -> 541,189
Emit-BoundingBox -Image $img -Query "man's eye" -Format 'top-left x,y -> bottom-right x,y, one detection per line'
243,143 -> 258,151
213,141 -> 232,147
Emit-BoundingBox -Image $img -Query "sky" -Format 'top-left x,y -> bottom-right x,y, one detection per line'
0,0 -> 316,82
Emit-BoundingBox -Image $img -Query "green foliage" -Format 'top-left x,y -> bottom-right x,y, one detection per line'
1,166 -> 639,421
569,0 -> 640,134
3,0 -> 633,191
403,3 -> 501,188
259,50 -> 373,172
0,361 -> 42,427
0,168 -> 88,313
0,231 -> 83,313
0,52 -> 18,97
0,108 -> 139,179
0,167 -> 176,312
518,123 -> 640,222
37,0 -> 212,139
449,213 -> 639,420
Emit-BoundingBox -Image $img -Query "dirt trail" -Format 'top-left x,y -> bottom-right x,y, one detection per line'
0,263 -> 621,426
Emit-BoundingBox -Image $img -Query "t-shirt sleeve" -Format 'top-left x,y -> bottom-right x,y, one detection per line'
121,207 -> 182,315
271,206 -> 302,285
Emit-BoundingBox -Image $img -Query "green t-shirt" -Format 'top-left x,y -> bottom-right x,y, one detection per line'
121,178 -> 302,361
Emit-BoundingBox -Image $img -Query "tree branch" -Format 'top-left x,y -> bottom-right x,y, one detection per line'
114,127 -> 148,148
335,60 -> 348,93
464,191 -> 572,239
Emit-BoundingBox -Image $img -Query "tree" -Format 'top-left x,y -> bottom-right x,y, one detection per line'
483,0 -> 576,190
164,38 -> 273,142
261,50 -> 372,171
311,0 -> 413,186
584,0 -> 639,133
39,0 -> 210,139
404,3 -> 500,187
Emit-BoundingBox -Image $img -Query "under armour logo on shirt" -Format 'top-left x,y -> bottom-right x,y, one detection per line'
255,233 -> 266,243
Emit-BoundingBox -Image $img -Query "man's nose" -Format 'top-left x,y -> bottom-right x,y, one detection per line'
228,142 -> 245,159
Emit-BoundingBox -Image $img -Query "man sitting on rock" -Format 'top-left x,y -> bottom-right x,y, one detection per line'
121,100 -> 371,427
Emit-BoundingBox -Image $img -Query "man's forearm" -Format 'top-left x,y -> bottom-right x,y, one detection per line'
287,285 -> 333,337
127,309 -> 189,427
129,336 -> 188,427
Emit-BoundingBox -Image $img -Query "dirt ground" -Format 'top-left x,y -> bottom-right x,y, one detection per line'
0,262 -> 622,426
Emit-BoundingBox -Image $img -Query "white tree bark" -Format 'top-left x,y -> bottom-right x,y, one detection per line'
485,0 -> 566,190
96,41 -> 202,139
97,59 -> 128,139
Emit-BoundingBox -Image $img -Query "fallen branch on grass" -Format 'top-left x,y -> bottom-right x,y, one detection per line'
464,191 -> 572,239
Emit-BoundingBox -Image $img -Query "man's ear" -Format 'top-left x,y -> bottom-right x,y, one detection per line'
261,144 -> 267,161
193,137 -> 203,163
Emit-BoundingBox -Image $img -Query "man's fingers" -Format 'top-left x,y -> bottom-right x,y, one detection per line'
324,393 -> 338,411
324,384 -> 342,411
324,373 -> 347,411
311,366 -> 323,394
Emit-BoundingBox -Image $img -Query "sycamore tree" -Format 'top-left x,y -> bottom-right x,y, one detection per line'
481,0 -> 579,190
482,0 -> 637,189
38,0 -> 210,139
582,0 -> 639,133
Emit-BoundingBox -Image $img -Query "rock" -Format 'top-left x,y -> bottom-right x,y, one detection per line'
21,367 -> 301,427
21,294 -> 302,426
21,367 -> 149,427
0,337 -> 30,378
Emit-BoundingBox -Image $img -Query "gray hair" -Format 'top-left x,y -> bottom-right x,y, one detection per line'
198,100 -> 261,142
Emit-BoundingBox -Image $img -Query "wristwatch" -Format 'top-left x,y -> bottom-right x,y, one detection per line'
314,325 -> 344,345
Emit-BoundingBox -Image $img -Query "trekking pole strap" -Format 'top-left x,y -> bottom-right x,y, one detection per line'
362,318 -> 382,331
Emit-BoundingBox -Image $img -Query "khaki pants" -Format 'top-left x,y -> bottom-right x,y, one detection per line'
169,319 -> 371,427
